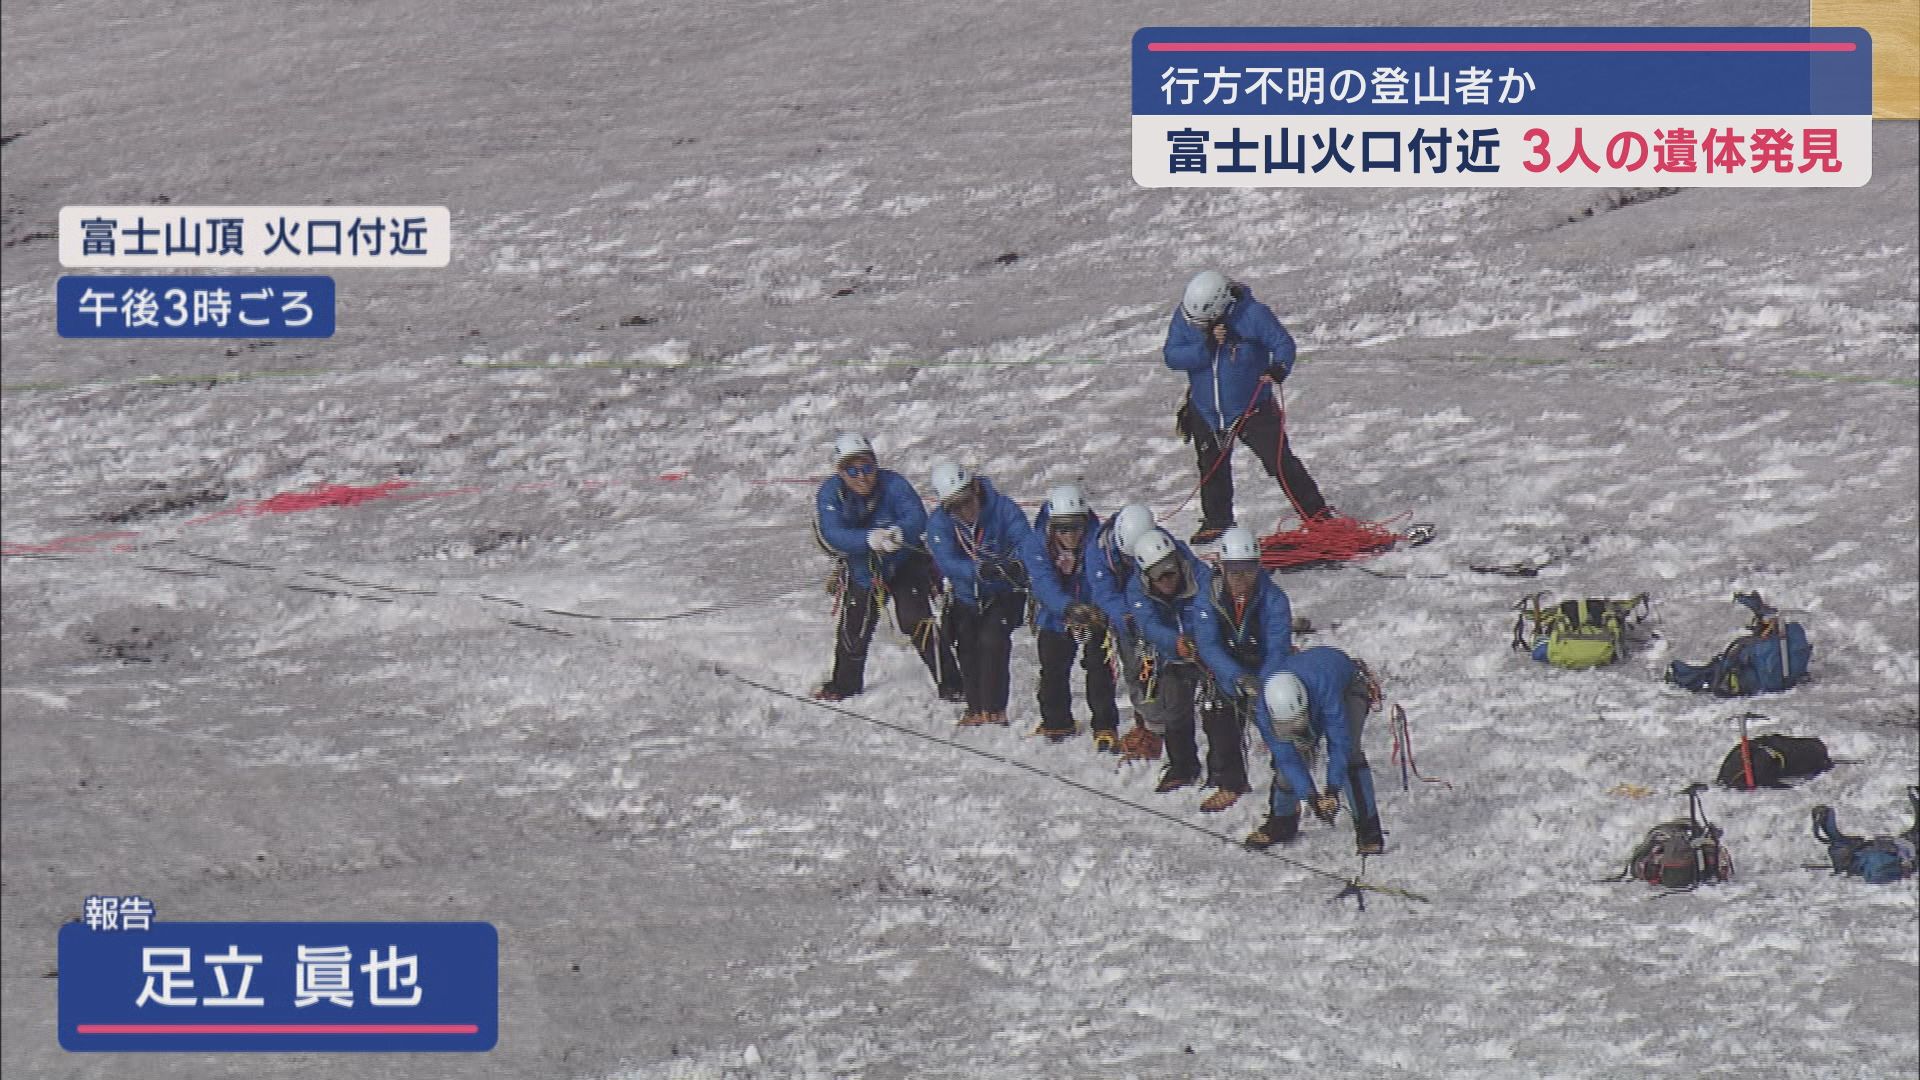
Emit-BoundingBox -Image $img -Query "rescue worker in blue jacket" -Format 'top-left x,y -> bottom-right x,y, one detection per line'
1019,484 -> 1120,748
926,462 -> 1033,727
812,434 -> 962,702
1248,646 -> 1385,854
1088,503 -> 1161,758
1164,270 -> 1329,544
1125,527 -> 1219,796
1190,526 -> 1292,813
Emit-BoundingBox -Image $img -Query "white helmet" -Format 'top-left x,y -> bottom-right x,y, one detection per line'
1264,672 -> 1310,727
831,432 -> 875,466
1181,270 -> 1234,324
1218,526 -> 1261,565
1045,484 -> 1089,526
1112,503 -> 1156,556
929,461 -> 974,504
1132,528 -> 1180,575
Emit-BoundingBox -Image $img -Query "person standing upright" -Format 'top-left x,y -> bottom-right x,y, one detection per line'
1164,270 -> 1329,544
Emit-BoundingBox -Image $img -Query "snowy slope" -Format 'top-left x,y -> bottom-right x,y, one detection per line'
3,1 -> 1917,1078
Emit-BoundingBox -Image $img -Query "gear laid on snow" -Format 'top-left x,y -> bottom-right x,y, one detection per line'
1812,788 -> 1919,884
1511,592 -> 1651,670
1714,714 -> 1833,790
1668,591 -> 1812,697
1613,784 -> 1733,890
1257,514 -> 1428,572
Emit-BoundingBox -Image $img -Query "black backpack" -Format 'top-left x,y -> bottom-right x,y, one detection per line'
1714,720 -> 1833,790
1618,784 -> 1734,890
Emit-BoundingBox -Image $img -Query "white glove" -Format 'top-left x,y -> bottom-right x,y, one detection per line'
867,526 -> 903,554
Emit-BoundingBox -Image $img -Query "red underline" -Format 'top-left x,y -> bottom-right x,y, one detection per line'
76,1023 -> 479,1034
1147,42 -> 1857,53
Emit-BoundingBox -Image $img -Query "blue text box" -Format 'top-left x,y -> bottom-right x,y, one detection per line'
59,921 -> 497,1052
1133,27 -> 1872,116
57,276 -> 336,338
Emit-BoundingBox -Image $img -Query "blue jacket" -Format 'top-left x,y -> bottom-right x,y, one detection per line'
1162,285 -> 1297,432
1193,571 -> 1294,693
1125,542 -> 1210,665
1019,506 -> 1104,635
926,476 -> 1033,610
815,469 -> 931,590
1086,518 -> 1137,630
1253,646 -> 1360,798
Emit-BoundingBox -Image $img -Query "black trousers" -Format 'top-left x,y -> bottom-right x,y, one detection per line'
827,553 -> 961,697
1035,625 -> 1121,734
1147,663 -> 1204,780
947,590 -> 1026,713
1198,688 -> 1251,793
1190,402 -> 1326,529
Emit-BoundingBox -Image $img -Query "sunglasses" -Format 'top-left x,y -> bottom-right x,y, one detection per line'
1050,519 -> 1086,533
840,461 -> 877,478
1148,563 -> 1181,583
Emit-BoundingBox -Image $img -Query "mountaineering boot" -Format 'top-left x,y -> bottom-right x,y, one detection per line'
812,683 -> 858,702
1032,721 -> 1077,743
1190,524 -> 1231,546
1199,789 -> 1241,813
1309,791 -> 1341,826
1091,728 -> 1121,754
1355,817 -> 1385,856
1118,721 -> 1163,762
1155,768 -> 1198,794
1244,814 -> 1300,850
957,711 -> 990,727
939,685 -> 967,704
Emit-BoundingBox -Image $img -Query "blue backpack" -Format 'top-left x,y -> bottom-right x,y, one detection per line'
1668,592 -> 1811,697
1812,789 -> 1919,885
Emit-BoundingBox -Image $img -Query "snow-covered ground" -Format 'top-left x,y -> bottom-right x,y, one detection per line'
3,1 -> 1916,1078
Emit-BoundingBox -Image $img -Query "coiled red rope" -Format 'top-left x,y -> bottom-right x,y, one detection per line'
1259,514 -> 1405,570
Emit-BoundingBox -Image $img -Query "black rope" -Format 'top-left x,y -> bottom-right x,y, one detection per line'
724,671 -> 1428,905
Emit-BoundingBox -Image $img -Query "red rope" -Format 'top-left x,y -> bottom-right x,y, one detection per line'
1389,705 -> 1453,790
1259,514 -> 1405,569
1166,381 -> 1265,520
1260,378 -> 1415,567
